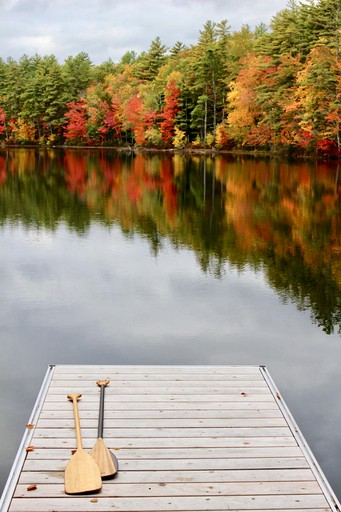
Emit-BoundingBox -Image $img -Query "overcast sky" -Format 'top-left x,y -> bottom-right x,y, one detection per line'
0,0 -> 289,64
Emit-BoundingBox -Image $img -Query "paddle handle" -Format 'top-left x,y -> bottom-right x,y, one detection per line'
96,379 -> 110,439
67,393 -> 83,450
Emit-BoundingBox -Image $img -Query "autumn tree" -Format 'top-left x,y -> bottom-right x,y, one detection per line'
160,74 -> 181,144
295,43 -> 341,152
0,107 -> 6,138
227,53 -> 270,145
63,100 -> 87,143
257,53 -> 302,147
125,96 -> 148,144
10,117 -> 36,143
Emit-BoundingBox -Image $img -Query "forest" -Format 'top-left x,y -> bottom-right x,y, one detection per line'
0,0 -> 340,156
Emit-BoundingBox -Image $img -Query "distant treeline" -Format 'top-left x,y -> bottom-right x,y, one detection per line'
0,0 -> 340,156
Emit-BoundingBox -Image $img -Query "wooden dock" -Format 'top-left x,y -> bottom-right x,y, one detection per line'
1,365 -> 340,511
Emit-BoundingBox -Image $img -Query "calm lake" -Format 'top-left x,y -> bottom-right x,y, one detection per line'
0,148 -> 340,497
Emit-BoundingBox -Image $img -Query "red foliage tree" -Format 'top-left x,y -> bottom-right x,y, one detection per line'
0,108 -> 6,137
98,98 -> 122,141
160,80 -> 180,143
124,96 -> 157,145
125,96 -> 146,144
63,101 -> 87,142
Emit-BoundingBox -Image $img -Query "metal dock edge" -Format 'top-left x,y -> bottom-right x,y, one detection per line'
0,364 -> 55,512
260,365 -> 341,512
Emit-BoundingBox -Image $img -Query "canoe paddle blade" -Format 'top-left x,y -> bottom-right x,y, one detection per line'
65,450 -> 102,494
89,437 -> 118,478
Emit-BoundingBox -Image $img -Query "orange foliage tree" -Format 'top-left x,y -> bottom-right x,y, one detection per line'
227,53 -> 273,145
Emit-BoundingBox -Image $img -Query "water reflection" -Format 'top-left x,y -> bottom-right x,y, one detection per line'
0,149 -> 340,334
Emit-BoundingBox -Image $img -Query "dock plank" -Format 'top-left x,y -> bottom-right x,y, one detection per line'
7,495 -> 331,511
2,365 -> 339,512
14,480 -> 322,498
21,456 -> 311,472
17,468 -> 316,484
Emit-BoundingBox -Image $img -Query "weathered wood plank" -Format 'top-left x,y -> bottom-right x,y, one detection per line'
14,480 -> 322,498
41,400 -> 279,410
52,373 -> 265,382
33,426 -> 292,439
46,386 -> 271,395
22,456 -> 310,472
50,380 -> 268,388
8,495 -> 330,511
39,408 -> 283,419
22,447 -> 305,472
37,417 -> 288,428
44,394 -> 275,403
25,435 -> 297,453
53,365 -> 262,374
17,468 -> 316,485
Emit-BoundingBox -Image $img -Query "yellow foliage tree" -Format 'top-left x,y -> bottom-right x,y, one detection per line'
11,118 -> 36,143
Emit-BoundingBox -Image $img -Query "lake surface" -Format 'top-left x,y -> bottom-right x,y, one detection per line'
0,148 -> 340,497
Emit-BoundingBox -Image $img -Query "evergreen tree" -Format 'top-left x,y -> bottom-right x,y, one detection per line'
170,41 -> 186,57
63,51 -> 93,100
225,25 -> 255,83
136,37 -> 168,81
190,20 -> 230,140
1,58 -> 23,118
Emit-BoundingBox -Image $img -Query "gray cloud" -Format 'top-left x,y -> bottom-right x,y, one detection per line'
0,0 -> 288,63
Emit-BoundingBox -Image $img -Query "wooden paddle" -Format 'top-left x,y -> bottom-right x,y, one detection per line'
64,393 -> 102,495
89,379 -> 119,478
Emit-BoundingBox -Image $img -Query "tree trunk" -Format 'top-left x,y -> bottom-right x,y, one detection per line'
212,66 -> 217,135
204,95 -> 208,143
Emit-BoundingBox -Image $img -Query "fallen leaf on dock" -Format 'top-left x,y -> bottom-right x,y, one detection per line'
26,424 -> 35,429
90,498 -> 98,503
26,445 -> 35,452
27,485 -> 37,491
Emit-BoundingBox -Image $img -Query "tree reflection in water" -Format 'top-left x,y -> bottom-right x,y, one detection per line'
0,148 -> 340,334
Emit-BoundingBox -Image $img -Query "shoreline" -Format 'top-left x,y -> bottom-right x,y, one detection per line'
1,143 -> 340,161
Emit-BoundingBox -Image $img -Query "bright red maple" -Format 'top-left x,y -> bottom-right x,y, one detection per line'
101,99 -> 122,139
64,101 -> 87,142
125,96 -> 147,145
0,108 -> 6,137
160,80 -> 180,143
